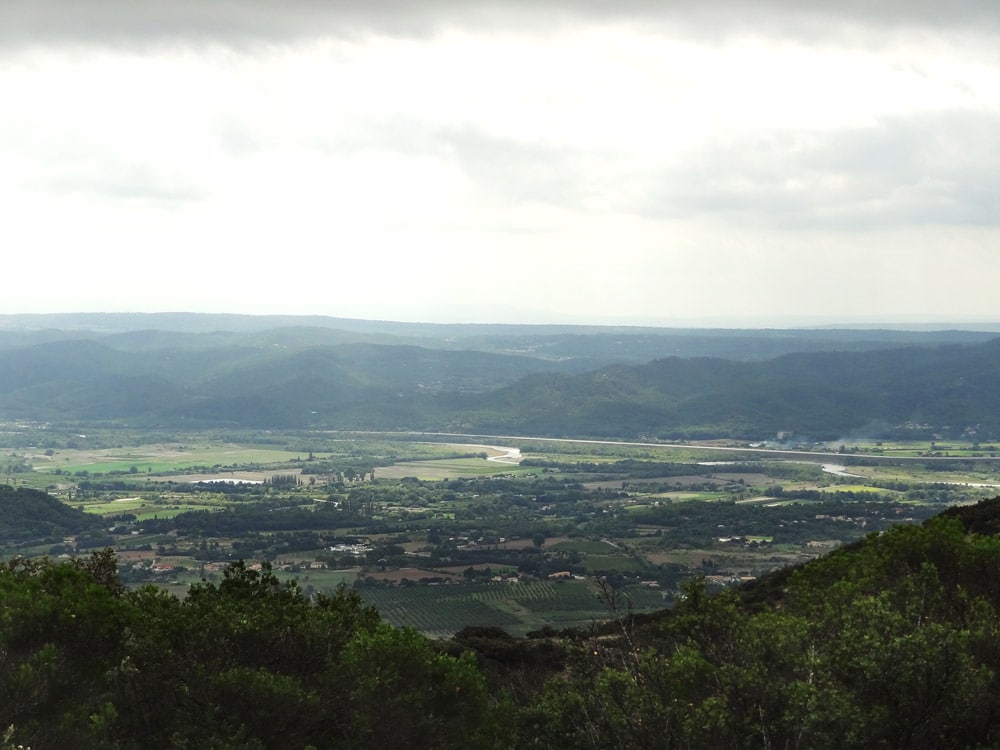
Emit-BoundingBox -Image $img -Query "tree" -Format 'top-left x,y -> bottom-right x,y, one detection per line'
339,625 -> 507,748
0,553 -> 130,749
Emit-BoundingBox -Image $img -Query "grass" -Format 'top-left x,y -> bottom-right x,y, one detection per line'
78,495 -> 230,519
277,568 -> 360,590
80,497 -> 149,514
820,484 -> 899,494
627,491 -> 731,504
582,555 -> 646,573
354,579 -> 656,637
551,539 -> 621,554
133,505 -> 223,520
375,458 -> 534,480
35,445 -> 308,477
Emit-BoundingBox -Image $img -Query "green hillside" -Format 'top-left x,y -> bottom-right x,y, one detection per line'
512,499 -> 1000,748
0,485 -> 102,541
459,339 -> 1000,440
4,497 -> 1000,748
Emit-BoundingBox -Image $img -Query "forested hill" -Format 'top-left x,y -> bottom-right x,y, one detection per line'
0,484 -> 101,541
462,337 -> 1000,439
0,319 -> 999,439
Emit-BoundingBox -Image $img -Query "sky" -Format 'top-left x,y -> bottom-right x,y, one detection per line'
2,1 -> 999,327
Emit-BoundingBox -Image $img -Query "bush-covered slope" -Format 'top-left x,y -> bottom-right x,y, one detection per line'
507,497 -> 1000,748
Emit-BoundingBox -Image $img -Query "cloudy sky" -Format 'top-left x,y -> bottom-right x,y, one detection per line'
2,1 -> 999,327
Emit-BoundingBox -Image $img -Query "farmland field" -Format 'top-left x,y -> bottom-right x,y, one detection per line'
4,428 -> 1000,638
374,457 -> 533,480
43,445 -> 307,476
356,579 -> 667,637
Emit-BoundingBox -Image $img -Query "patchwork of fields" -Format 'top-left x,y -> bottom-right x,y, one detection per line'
5,430 -> 1000,635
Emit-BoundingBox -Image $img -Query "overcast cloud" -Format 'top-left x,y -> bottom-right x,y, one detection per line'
2,1 -> 999,326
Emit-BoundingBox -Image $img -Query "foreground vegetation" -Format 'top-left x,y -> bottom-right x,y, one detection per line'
0,554 -> 499,749
5,498 -> 1000,748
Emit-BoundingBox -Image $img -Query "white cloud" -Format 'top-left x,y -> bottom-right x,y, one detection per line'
1,3 -> 998,324
3,1 -> 1000,49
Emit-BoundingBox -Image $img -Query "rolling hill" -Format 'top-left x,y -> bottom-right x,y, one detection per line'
0,314 -> 998,439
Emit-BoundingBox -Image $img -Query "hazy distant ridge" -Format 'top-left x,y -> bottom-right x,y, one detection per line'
0,315 -> 998,440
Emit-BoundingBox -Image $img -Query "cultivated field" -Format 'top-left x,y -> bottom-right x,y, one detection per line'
5,429 -> 1000,635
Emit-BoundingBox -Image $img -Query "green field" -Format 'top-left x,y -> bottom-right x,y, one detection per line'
581,555 -> 647,573
77,495 -> 230,520
551,539 -> 621,554
20,440 -> 540,484
44,446 -> 307,476
355,579 -> 667,637
820,484 -> 900,495
277,568 -> 360,591
375,457 -> 534,480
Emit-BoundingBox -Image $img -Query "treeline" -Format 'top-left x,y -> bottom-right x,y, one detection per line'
768,485 -> 966,505
141,502 -> 355,535
628,498 -> 938,546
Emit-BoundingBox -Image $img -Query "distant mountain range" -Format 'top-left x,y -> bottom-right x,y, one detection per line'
0,313 -> 998,440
